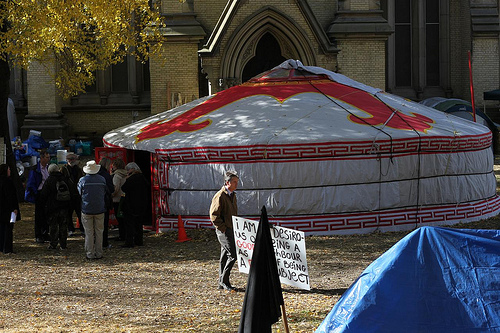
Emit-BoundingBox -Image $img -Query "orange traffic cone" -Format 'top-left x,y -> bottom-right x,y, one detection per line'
175,215 -> 191,242
76,217 -> 80,229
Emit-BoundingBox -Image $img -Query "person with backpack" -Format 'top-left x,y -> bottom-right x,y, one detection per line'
40,164 -> 73,250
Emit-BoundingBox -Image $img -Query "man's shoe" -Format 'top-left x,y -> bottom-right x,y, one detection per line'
219,283 -> 235,291
36,238 -> 45,244
47,245 -> 58,250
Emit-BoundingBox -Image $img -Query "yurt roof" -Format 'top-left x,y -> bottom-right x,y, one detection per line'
103,60 -> 492,160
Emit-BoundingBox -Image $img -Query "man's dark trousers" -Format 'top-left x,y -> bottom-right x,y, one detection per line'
216,228 -> 236,286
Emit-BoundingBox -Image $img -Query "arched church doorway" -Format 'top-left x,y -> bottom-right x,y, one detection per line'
241,33 -> 286,82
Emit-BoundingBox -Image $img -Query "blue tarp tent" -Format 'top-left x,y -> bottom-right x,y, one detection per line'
316,227 -> 500,332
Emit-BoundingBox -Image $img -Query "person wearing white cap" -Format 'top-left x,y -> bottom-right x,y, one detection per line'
77,160 -> 110,260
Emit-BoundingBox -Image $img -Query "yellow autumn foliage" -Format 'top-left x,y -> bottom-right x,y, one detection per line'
0,0 -> 163,97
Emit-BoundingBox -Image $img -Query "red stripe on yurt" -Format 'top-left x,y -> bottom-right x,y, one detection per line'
154,133 -> 492,162
156,195 -> 500,235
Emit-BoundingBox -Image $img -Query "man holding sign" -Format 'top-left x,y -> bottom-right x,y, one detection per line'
209,170 -> 239,291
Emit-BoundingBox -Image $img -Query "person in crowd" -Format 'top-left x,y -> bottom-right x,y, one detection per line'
209,170 -> 239,291
121,162 -> 150,248
0,164 -> 21,254
110,158 -> 127,241
60,153 -> 84,235
97,157 -> 114,248
40,164 -> 73,250
25,149 -> 51,243
78,160 -> 109,260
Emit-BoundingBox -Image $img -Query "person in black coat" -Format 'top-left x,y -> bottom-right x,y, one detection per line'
40,164 -> 73,249
60,153 -> 84,235
121,162 -> 150,248
0,164 -> 21,254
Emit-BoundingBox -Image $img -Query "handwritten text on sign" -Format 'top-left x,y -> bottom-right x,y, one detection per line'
232,216 -> 310,290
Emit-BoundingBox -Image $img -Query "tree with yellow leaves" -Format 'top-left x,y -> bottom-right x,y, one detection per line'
1,0 -> 163,96
0,0 -> 163,200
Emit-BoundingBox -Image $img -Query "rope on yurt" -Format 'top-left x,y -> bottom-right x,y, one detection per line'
441,112 -> 460,175
372,94 -> 423,228
299,75 -> 396,232
300,79 -> 395,153
290,71 -> 397,162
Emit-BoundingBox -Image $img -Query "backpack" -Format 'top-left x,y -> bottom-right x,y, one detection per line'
55,179 -> 71,202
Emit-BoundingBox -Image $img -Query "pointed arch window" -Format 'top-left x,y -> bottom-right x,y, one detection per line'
241,33 -> 286,82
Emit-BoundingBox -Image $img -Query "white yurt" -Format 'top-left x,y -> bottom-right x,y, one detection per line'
103,60 -> 500,235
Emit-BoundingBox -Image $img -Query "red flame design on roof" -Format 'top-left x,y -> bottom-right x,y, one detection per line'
136,80 -> 434,142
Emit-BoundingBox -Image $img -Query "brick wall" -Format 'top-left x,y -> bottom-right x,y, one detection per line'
150,47 -> 169,115
150,43 -> 200,115
473,38 -> 499,105
27,60 -> 61,115
308,1 -> 337,28
336,39 -> 386,90
193,1 -> 228,33
350,0 -> 370,11
162,0 -> 192,14
64,109 -> 151,140
449,0 -> 472,100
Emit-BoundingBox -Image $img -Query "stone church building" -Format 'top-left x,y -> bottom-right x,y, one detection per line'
8,0 -> 500,143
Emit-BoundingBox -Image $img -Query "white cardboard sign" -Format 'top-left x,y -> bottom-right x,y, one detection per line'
232,216 -> 310,290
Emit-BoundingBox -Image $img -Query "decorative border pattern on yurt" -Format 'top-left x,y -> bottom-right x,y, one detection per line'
151,134 -> 492,163
155,195 -> 500,235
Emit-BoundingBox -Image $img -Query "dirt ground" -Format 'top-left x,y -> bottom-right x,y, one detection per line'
1,161 -> 500,332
